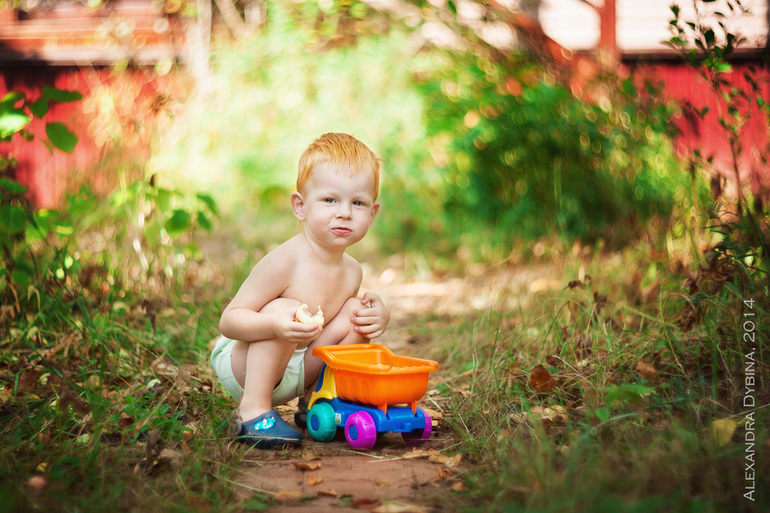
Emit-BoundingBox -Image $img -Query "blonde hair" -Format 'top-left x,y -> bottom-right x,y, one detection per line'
297,133 -> 380,200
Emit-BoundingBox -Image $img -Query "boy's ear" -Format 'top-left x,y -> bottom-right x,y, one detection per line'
368,201 -> 381,227
291,191 -> 305,221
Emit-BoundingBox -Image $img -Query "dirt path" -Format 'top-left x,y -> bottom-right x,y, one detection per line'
232,263 -> 558,512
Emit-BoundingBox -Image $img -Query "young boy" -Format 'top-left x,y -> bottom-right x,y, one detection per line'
211,133 -> 390,448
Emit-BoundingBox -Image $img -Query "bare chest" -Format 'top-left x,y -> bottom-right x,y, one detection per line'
282,261 -> 357,319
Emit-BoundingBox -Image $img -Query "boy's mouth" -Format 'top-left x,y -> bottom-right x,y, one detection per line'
332,227 -> 352,235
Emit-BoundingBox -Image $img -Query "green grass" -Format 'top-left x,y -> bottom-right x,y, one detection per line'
410,242 -> 769,513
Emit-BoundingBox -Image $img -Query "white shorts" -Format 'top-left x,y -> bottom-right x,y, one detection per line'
210,336 -> 307,406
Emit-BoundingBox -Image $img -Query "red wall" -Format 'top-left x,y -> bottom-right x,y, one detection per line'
0,66 -> 174,208
2,67 -> 95,207
638,61 -> 770,194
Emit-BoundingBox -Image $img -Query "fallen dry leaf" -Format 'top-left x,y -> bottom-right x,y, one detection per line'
292,461 -> 322,471
429,453 -> 462,467
58,388 -> 90,416
307,475 -> 323,486
451,482 -> 464,491
529,365 -> 557,392
301,452 -> 320,460
421,407 -> 443,420
710,419 -> 737,447
317,489 -> 338,497
157,448 -> 182,467
402,448 -> 435,459
372,503 -> 427,513
275,489 -> 302,501
635,361 -> 658,382
530,405 -> 569,424
432,466 -> 452,482
375,478 -> 392,486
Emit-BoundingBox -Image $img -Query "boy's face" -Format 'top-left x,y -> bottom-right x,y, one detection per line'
292,162 -> 380,250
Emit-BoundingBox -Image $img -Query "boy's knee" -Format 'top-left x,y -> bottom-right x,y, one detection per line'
340,296 -> 361,316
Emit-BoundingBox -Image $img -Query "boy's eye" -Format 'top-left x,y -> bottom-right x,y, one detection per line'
353,200 -> 365,207
324,198 -> 335,203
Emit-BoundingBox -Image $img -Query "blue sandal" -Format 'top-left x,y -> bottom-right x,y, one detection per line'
231,410 -> 303,448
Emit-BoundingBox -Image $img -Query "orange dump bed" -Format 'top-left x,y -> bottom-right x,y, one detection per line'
313,344 -> 438,413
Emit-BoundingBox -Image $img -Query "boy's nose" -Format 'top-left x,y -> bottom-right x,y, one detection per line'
336,204 -> 352,218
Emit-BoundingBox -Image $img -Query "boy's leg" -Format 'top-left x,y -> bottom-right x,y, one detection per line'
300,296 -> 367,402
231,298 -> 303,422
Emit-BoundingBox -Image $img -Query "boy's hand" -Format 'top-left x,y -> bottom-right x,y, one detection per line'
273,305 -> 322,344
351,292 -> 390,339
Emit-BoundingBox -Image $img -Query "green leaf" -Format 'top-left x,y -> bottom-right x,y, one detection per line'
12,269 -> 31,289
0,178 -> 27,194
0,91 -> 24,112
0,205 -> 28,233
717,62 -> 733,73
621,77 -> 637,97
30,98 -> 50,118
196,193 -> 218,214
196,211 -> 211,231
45,122 -> 78,153
42,87 -> 83,103
604,383 -> 655,406
242,498 -> 268,512
0,111 -> 30,137
165,209 -> 191,234
595,406 -> 610,423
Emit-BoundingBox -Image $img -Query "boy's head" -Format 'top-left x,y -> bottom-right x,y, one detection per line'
297,133 -> 380,201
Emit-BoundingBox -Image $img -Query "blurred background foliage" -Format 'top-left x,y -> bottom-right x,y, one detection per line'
147,0 -> 696,267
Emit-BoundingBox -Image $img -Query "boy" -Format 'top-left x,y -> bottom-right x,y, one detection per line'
211,133 -> 390,448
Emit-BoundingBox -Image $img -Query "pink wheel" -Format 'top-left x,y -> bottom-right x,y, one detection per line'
345,411 -> 377,450
402,409 -> 432,446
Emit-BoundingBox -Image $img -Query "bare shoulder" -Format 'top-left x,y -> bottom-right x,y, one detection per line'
344,253 -> 363,292
255,237 -> 299,273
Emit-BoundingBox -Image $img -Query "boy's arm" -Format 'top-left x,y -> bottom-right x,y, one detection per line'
219,247 -> 320,344
347,258 -> 390,339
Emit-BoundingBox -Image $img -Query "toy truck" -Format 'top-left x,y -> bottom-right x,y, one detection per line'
306,344 -> 439,450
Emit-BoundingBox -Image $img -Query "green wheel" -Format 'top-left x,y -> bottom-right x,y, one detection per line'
307,402 -> 337,442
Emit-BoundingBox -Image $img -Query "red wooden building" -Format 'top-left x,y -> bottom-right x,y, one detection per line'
0,0 -> 186,207
540,0 -> 770,195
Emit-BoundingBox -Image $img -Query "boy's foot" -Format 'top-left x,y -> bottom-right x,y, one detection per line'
294,398 -> 309,429
232,410 -> 303,448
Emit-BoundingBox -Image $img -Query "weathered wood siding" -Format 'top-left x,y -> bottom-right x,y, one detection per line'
0,0 -> 185,207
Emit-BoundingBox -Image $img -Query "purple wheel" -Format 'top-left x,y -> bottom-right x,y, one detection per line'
402,409 -> 432,446
344,411 -> 377,450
